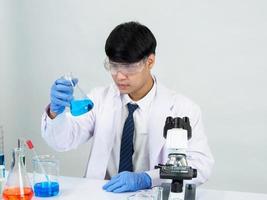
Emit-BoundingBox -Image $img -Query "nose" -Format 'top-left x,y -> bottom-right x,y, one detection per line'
115,71 -> 127,80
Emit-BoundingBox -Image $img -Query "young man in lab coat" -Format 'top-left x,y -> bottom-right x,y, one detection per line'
41,21 -> 214,193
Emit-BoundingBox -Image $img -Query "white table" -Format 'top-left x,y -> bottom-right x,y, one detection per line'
33,176 -> 267,200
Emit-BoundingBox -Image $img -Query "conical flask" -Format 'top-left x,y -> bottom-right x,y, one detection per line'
2,147 -> 33,200
64,73 -> 94,116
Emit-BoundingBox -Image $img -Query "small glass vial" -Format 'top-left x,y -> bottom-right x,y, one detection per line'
32,155 -> 59,197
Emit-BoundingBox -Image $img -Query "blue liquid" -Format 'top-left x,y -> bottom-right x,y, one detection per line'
0,153 -> 4,165
70,99 -> 94,116
34,181 -> 59,197
0,153 -> 5,178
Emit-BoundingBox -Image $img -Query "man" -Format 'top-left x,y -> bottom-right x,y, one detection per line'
41,21 -> 214,193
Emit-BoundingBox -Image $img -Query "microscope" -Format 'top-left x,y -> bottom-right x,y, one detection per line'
155,117 -> 197,200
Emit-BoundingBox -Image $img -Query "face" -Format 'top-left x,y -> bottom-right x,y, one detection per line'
110,54 -> 155,100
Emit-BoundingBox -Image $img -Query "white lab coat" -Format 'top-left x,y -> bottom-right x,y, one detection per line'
41,79 -> 214,186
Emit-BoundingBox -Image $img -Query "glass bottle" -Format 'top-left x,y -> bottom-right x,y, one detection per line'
2,147 -> 33,200
64,73 -> 94,116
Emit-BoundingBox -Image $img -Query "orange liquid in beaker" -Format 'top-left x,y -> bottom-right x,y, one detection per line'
2,187 -> 34,200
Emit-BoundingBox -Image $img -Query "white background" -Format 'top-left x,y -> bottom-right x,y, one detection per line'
0,0 -> 266,194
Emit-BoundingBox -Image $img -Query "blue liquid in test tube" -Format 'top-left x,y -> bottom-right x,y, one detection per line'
0,153 -> 4,165
0,126 -> 5,179
0,153 -> 5,178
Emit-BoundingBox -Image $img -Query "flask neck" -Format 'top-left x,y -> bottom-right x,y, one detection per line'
73,84 -> 88,100
11,148 -> 26,169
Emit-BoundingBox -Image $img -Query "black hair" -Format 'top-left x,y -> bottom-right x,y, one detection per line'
105,21 -> 157,63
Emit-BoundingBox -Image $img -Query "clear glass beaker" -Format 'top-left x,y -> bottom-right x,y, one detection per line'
32,155 -> 59,197
63,73 -> 94,116
3,147 -> 33,200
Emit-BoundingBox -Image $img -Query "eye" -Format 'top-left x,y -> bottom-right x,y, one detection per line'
111,63 -> 119,68
124,64 -> 131,68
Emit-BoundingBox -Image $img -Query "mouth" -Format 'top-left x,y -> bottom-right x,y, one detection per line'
117,84 -> 129,90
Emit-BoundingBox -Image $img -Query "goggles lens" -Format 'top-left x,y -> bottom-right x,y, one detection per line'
104,58 -> 146,75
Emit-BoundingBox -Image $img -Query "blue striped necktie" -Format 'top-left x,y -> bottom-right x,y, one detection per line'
118,103 -> 139,173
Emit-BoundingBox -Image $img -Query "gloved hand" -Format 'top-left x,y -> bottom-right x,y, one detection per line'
102,171 -> 152,193
50,78 -> 78,115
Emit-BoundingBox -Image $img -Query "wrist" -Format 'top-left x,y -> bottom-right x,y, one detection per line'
141,172 -> 152,188
47,106 -> 57,119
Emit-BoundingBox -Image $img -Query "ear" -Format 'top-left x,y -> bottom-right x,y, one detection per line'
146,54 -> 155,70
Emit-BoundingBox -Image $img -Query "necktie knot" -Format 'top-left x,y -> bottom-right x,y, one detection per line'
127,103 -> 138,114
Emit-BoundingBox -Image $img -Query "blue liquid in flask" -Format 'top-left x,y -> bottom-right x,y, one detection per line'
34,181 -> 59,197
70,99 -> 94,116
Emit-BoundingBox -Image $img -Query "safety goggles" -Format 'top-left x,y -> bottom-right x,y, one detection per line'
104,57 -> 147,75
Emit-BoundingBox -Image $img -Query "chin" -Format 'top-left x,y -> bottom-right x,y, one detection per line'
117,86 -> 131,94
119,89 -> 130,94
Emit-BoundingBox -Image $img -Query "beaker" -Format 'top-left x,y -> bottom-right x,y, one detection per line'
64,73 -> 94,116
32,155 -> 59,197
2,147 -> 33,200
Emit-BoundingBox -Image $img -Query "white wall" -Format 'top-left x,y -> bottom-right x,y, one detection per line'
1,0 -> 267,193
0,0 -> 24,160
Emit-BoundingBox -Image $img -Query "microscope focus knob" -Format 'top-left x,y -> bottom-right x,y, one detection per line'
193,169 -> 197,178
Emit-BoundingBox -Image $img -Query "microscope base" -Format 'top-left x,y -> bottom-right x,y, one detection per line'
161,183 -> 196,200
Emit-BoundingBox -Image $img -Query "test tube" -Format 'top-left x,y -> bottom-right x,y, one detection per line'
0,126 -> 4,165
0,126 -> 5,194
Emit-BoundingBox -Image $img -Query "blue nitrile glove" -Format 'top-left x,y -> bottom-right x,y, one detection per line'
50,78 -> 78,115
102,171 -> 152,193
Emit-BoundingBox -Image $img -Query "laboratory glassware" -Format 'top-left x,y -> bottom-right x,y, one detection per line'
0,126 -> 5,169
152,186 -> 163,200
128,193 -> 154,200
64,73 -> 94,116
0,126 -> 5,195
2,146 -> 33,200
32,155 -> 59,197
127,187 -> 163,200
0,165 -> 5,196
